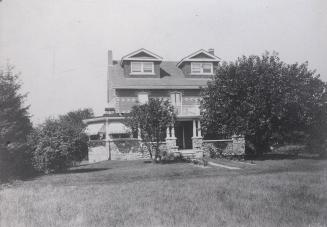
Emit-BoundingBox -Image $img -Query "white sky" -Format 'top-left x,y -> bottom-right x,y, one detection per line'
1,0 -> 326,124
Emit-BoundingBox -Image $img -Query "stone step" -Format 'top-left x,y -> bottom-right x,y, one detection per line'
177,149 -> 203,159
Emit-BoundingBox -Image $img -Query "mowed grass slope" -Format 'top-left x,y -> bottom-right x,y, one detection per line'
0,159 -> 326,227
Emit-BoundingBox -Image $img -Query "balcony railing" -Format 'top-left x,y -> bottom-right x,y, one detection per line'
174,105 -> 200,116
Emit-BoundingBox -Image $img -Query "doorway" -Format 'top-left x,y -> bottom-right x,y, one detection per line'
175,121 -> 193,149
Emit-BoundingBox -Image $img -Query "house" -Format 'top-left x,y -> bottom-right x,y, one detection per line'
84,48 -> 222,162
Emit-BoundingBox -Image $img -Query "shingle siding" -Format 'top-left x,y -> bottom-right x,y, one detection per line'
115,89 -> 201,113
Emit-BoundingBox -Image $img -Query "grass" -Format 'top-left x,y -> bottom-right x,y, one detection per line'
0,159 -> 326,227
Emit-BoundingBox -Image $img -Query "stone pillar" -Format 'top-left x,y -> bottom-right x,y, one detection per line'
166,124 -> 178,153
105,118 -> 111,160
232,135 -> 245,155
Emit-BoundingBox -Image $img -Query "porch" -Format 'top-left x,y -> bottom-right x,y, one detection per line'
165,119 -> 203,155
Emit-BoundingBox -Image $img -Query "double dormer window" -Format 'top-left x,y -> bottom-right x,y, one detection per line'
131,62 -> 154,74
191,62 -> 213,75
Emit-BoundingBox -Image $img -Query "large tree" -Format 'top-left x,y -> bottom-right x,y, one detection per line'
201,52 -> 327,155
0,65 -> 33,179
126,98 -> 176,161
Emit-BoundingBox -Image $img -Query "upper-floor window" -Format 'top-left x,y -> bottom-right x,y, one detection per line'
170,92 -> 182,107
131,62 -> 154,74
191,62 -> 213,74
138,92 -> 149,104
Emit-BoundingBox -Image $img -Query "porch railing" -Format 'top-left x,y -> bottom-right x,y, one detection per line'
174,105 -> 200,116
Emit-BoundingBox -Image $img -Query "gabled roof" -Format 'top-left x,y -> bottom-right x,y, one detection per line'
120,48 -> 163,66
176,49 -> 221,67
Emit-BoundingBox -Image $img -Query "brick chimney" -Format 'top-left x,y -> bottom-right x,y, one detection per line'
208,48 -> 214,55
106,50 -> 115,114
108,50 -> 113,66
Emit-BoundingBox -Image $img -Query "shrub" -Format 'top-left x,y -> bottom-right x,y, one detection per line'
29,109 -> 93,173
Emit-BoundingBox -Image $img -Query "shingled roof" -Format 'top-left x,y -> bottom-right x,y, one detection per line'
111,61 -> 212,89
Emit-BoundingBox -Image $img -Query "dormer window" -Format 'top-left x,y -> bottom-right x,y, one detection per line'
131,62 -> 154,74
191,62 -> 213,75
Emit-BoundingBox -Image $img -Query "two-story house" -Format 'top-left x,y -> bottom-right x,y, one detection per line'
84,48 -> 220,162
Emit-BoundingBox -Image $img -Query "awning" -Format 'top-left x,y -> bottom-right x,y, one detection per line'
108,122 -> 131,134
84,123 -> 105,135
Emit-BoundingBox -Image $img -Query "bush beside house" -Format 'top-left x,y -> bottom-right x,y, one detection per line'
28,109 -> 93,173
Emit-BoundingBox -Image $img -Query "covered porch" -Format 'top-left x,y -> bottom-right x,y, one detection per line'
165,118 -> 203,152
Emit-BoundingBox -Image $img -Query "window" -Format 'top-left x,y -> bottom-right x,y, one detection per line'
191,62 -> 213,74
170,92 -> 182,107
138,92 -> 149,104
131,62 -> 154,74
110,133 -> 130,139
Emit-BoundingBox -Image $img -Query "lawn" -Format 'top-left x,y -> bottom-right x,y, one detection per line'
0,158 -> 326,227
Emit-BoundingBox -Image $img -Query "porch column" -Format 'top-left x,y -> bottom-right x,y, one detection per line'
166,127 -> 170,139
197,120 -> 202,137
193,120 -> 196,138
171,125 -> 175,138
138,124 -> 141,140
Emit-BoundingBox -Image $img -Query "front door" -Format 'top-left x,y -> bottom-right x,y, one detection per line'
175,121 -> 193,149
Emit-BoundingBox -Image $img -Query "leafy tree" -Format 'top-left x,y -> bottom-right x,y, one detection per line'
29,109 -> 93,173
201,52 -> 327,156
59,108 -> 94,161
126,98 -> 176,161
0,65 -> 33,180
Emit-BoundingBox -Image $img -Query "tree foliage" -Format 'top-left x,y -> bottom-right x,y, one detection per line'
0,65 -> 33,180
29,109 -> 93,173
126,98 -> 176,161
201,52 -> 327,155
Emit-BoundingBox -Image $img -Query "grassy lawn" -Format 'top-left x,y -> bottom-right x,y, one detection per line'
0,159 -> 326,227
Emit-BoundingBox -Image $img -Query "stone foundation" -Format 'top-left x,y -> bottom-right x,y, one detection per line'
166,137 -> 179,153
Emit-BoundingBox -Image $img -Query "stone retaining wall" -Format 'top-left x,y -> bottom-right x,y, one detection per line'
202,135 -> 245,158
88,139 -> 168,162
88,141 -> 108,163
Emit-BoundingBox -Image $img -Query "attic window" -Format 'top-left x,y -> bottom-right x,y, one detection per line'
131,62 -> 154,74
191,62 -> 213,74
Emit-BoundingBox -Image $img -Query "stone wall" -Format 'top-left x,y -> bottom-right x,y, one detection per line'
202,136 -> 245,158
88,139 -> 169,162
110,139 -> 150,160
88,141 -> 108,163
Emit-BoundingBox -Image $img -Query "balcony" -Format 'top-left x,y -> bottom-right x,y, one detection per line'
174,105 -> 200,116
